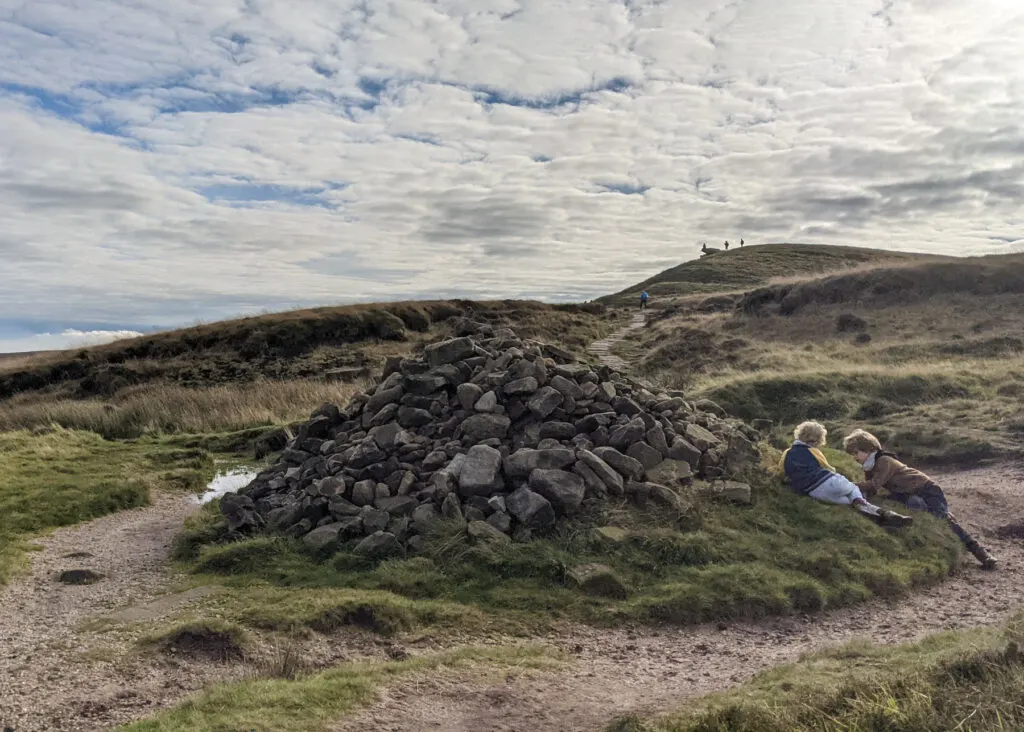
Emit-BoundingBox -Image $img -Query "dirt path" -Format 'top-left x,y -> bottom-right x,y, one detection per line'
334,465 -> 1024,732
0,495 -> 244,732
587,311 -> 646,372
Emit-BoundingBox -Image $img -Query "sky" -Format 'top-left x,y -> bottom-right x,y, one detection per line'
2,0 -> 1023,353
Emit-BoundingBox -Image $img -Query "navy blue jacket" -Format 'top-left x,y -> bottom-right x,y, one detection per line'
781,442 -> 834,495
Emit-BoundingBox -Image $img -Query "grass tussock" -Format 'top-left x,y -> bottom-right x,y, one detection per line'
0,380 -> 366,438
616,614 -> 1024,732
120,644 -> 561,732
176,448 -> 960,634
141,619 -> 248,662
0,428 -> 213,584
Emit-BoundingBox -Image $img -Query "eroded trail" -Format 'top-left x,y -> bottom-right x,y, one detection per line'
334,465 -> 1024,732
0,496 -> 242,731
587,311 -> 646,372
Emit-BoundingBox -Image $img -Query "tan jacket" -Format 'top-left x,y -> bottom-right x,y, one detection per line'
858,452 -> 935,498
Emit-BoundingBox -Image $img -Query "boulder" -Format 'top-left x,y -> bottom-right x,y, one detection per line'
354,531 -> 406,559
684,423 -> 723,451
457,382 -> 484,411
567,563 -> 629,599
460,413 -> 511,442
424,337 -> 476,367
645,459 -> 693,486
458,444 -> 504,496
303,523 -> 343,551
528,469 -> 586,512
527,386 -> 563,419
593,446 -> 645,481
474,390 -> 499,412
504,376 -> 539,395
576,450 -> 625,495
506,486 -> 556,530
467,520 -> 512,545
627,441 -> 664,471
704,480 -> 753,504
666,437 -> 702,469
504,448 -> 576,478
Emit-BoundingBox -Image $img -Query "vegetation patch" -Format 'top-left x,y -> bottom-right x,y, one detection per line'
613,614 -> 1024,732
120,645 -> 561,732
0,429 -> 217,583
143,620 -> 247,662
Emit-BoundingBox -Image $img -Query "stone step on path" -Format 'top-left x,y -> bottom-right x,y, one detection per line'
587,311 -> 647,372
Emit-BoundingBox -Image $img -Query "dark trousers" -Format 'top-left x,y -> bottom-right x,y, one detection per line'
639,300 -> 647,309
891,484 -> 980,549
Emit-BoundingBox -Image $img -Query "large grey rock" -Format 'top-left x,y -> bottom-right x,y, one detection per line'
550,375 -> 585,400
539,421 -> 577,440
411,502 -> 440,526
398,406 -> 433,428
404,374 -> 449,395
375,495 -> 418,515
704,480 -> 753,504
352,479 -> 376,507
354,531 -> 405,559
467,520 -> 512,545
576,450 -> 624,495
504,376 -> 539,396
221,493 -> 263,532
461,413 -> 511,442
369,422 -> 403,450
573,460 -> 606,497
627,441 -> 664,471
504,448 -> 576,478
506,486 -> 556,530
359,505 -> 391,533
487,510 -> 513,534
527,386 -> 563,419
528,469 -> 586,512
441,492 -> 464,522
303,523 -> 343,551
458,444 -> 504,496
645,459 -> 693,486
349,439 -> 386,469
364,385 -> 404,416
424,337 -> 476,367
646,425 -> 670,455
328,496 -> 362,517
267,503 -> 302,531
457,382 -> 484,411
725,434 -> 760,475
611,396 -> 643,416
685,423 -> 723,451
667,437 -> 702,469
474,390 -> 499,412
593,446 -> 645,481
609,417 -> 647,451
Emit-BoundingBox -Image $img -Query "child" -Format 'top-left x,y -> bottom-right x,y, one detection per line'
780,421 -> 913,527
843,429 -> 997,569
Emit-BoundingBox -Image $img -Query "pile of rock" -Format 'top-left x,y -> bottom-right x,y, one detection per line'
221,321 -> 761,558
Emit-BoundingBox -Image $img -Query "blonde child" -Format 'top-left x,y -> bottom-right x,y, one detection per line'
780,421 -> 912,527
844,429 -> 997,569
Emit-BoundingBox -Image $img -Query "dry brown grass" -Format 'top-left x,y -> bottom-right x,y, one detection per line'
0,380 -> 366,437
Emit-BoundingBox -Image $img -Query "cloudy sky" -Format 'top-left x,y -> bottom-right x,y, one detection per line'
2,0 -> 1023,352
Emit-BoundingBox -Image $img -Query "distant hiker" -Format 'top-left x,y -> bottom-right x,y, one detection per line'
780,421 -> 913,528
740,238 -> 744,247
701,242 -> 722,256
844,429 -> 998,569
640,291 -> 649,310
724,240 -> 730,250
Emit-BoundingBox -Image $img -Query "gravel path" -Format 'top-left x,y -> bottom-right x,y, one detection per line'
587,312 -> 646,372
333,464 -> 1024,732
0,496 -> 241,732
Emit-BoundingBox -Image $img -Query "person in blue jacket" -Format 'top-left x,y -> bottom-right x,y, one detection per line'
639,291 -> 649,310
780,421 -> 912,527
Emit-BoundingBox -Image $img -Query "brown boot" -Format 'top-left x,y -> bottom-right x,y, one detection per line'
969,544 -> 998,570
879,509 -> 913,528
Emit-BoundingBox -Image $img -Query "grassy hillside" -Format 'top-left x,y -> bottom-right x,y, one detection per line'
624,252 -> 1024,465
601,244 -> 942,305
616,613 -> 1024,732
0,299 -> 610,437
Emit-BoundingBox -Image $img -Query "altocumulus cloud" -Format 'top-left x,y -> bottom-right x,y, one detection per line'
1,0 -> 1024,348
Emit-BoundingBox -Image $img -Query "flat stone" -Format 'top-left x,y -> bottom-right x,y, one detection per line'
528,469 -> 586,513
474,390 -> 499,412
645,459 -> 693,486
684,422 -> 723,451
504,448 -> 576,478
354,531 -> 405,559
458,444 -> 504,496
593,526 -> 629,544
527,386 -> 563,419
374,495 -> 419,515
667,437 -> 702,469
593,446 -> 645,481
626,441 -> 664,471
539,421 -> 578,440
460,413 -> 511,442
424,337 -> 476,367
576,450 -> 625,495
303,523 -> 343,551
504,376 -> 539,395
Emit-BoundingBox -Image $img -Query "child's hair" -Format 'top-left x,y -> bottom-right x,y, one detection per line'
843,429 -> 882,454
794,421 -> 827,446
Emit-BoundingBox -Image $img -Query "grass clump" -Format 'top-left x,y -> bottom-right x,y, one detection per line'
120,645 -> 561,732
0,428 -> 214,583
142,619 -> 248,662
616,614 -> 1024,732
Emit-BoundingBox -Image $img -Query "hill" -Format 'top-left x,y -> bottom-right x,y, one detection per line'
600,243 -> 945,305
620,250 -> 1024,465
0,299 -> 610,438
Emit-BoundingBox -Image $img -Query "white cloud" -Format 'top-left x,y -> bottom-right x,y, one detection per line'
0,0 -> 1023,335
0,329 -> 144,354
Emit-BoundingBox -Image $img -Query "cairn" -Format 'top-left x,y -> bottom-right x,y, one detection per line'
221,319 -> 761,558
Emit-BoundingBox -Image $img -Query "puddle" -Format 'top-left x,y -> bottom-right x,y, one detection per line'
195,467 -> 258,504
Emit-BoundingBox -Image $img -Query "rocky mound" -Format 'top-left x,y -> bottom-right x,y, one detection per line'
220,320 -> 762,557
